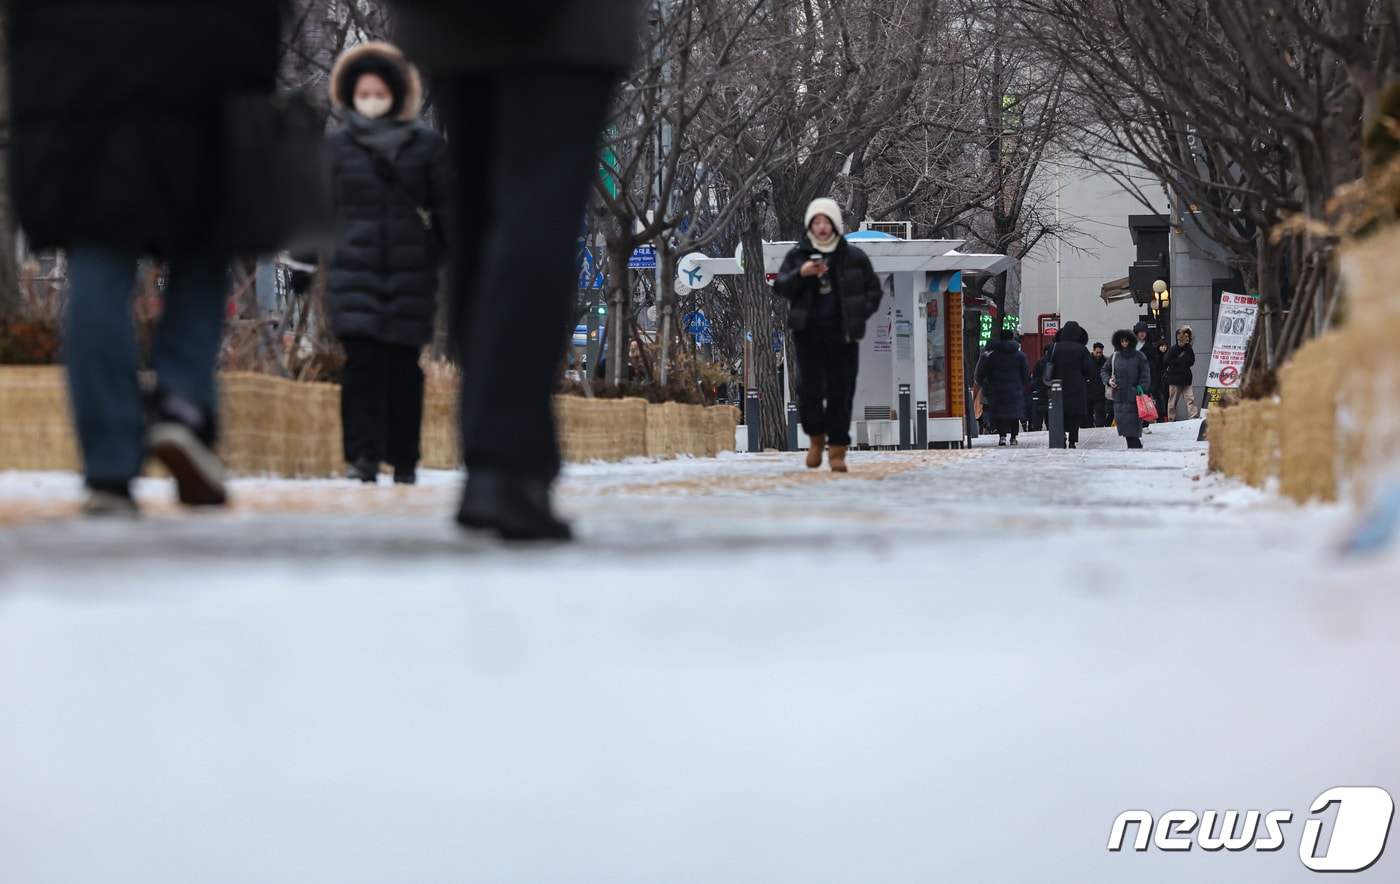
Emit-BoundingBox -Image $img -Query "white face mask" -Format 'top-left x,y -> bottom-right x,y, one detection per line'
354,96 -> 393,119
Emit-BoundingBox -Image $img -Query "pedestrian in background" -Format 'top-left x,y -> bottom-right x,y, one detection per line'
6,0 -> 284,514
1030,341 -> 1053,432
774,198 -> 883,473
322,41 -> 454,485
1105,329 -> 1152,449
1164,325 -> 1200,420
392,0 -> 644,540
1047,321 -> 1097,448
976,329 -> 1030,446
1089,342 -> 1109,427
1134,321 -> 1163,432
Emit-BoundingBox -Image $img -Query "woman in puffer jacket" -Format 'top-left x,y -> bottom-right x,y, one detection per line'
1103,329 -> 1153,448
325,42 -> 456,484
773,198 -> 883,472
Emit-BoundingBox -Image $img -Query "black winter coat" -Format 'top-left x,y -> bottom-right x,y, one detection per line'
326,127 -> 454,348
1164,344 -> 1196,386
976,340 -> 1030,422
1047,339 -> 1098,416
7,0 -> 283,254
773,237 -> 883,342
394,0 -> 645,74
1088,354 -> 1108,401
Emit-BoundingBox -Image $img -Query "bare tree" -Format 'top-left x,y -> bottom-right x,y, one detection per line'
1014,0 -> 1400,379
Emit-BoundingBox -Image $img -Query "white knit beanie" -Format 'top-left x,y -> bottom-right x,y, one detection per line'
804,198 -> 844,234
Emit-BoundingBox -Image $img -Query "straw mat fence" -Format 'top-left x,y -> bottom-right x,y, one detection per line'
0,368 -> 739,477
1210,229 -> 1400,502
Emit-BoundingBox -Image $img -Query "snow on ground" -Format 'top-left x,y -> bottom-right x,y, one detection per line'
1,420 -> 1398,884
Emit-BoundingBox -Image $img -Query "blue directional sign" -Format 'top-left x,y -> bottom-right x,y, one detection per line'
684,311 -> 715,345
628,245 -> 658,270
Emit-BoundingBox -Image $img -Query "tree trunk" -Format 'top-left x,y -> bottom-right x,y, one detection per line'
606,245 -> 630,387
737,202 -> 785,449
657,244 -> 677,386
0,10 -> 21,319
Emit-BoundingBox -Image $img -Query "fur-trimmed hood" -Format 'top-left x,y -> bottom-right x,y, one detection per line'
330,41 -> 424,122
1176,325 -> 1194,345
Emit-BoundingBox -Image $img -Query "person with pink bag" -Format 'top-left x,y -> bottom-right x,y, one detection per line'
1103,329 -> 1153,449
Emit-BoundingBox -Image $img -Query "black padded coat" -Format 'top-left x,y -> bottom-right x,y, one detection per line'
7,0 -> 282,254
326,127 -> 454,348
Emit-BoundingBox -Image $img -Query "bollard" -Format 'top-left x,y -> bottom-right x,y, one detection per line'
746,388 -> 761,452
1047,379 -> 1065,449
898,384 -> 912,450
786,401 -> 800,452
916,400 -> 928,449
965,386 -> 979,445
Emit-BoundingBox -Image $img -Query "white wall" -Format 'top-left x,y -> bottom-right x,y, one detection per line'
1020,158 -> 1168,348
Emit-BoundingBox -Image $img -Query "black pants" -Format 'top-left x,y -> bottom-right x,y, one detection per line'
1060,412 -> 1084,446
996,418 -> 1019,438
794,321 -> 859,446
440,68 -> 619,480
1092,396 -> 1109,427
340,336 -> 424,469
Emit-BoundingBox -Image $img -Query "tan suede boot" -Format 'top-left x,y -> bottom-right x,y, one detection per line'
829,444 -> 848,473
805,434 -> 826,469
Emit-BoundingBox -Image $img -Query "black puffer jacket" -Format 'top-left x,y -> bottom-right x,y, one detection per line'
773,237 -> 883,342
976,340 -> 1030,422
1164,327 -> 1196,386
1046,321 -> 1099,416
326,126 -> 453,347
7,0 -> 282,253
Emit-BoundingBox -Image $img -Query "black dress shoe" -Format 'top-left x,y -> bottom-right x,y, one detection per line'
393,467 -> 417,485
456,469 -> 572,542
346,457 -> 379,483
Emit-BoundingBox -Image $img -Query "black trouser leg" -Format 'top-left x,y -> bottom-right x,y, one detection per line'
793,332 -> 829,439
826,337 -> 859,447
1065,414 -> 1082,446
340,336 -> 387,465
385,343 -> 425,472
442,68 -> 619,481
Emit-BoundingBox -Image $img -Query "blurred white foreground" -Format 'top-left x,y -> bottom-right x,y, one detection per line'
1,420 -> 1397,884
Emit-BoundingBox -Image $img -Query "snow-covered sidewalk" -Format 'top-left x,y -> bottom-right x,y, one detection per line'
1,420 -> 1397,884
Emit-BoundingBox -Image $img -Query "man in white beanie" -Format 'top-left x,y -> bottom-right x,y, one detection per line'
773,198 -> 883,472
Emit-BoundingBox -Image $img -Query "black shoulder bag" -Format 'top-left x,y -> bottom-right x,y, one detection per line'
356,138 -> 444,252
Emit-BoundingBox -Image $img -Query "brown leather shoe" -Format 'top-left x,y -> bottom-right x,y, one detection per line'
805,434 -> 826,469
829,444 -> 848,472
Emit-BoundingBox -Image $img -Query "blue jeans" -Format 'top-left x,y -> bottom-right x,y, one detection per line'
65,246 -> 229,483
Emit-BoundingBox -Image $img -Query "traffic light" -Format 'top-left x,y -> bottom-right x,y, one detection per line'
597,303 -> 607,315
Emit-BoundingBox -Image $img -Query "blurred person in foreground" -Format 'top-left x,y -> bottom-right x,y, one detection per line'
6,0 -> 283,514
391,1 -> 644,540
773,198 -> 883,473
321,41 -> 454,486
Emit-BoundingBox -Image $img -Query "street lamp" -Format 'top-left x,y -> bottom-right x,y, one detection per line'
1151,278 -> 1170,322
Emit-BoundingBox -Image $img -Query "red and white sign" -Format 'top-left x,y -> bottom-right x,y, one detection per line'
1206,292 -> 1259,390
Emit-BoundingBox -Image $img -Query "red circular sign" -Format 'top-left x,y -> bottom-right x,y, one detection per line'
1220,366 -> 1240,386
